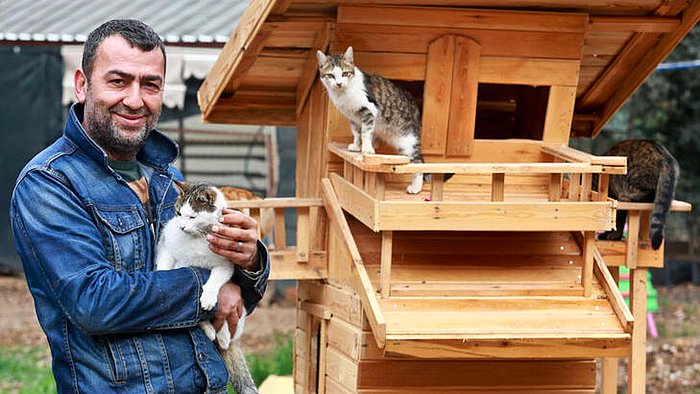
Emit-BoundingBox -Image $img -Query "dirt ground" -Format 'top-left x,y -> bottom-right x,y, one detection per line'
1,275 -> 699,393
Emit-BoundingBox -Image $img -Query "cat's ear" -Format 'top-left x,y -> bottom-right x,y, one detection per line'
173,180 -> 190,196
343,46 -> 354,64
316,50 -> 327,67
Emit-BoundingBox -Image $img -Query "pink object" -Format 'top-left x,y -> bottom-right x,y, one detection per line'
647,312 -> 658,338
425,196 -> 431,201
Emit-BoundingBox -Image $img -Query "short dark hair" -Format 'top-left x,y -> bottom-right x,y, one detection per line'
82,19 -> 166,80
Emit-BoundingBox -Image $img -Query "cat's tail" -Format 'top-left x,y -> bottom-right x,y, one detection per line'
221,343 -> 258,394
650,154 -> 679,250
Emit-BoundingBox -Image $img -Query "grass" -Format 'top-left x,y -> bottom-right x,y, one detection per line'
0,345 -> 55,394
245,331 -> 294,386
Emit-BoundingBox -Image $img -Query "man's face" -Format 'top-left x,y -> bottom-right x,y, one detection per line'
75,35 -> 165,160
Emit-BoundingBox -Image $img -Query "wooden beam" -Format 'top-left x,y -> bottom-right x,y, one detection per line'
589,16 -> 680,33
594,247 -> 634,333
380,231 -> 393,298
628,268 -> 649,394
296,23 -> 331,116
225,30 -> 271,94
446,36 -> 480,157
421,35 -> 455,155
198,0 -> 276,120
337,5 -> 589,33
542,86 -> 577,143
321,178 -> 387,347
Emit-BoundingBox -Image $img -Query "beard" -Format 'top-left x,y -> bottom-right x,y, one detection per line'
83,90 -> 161,158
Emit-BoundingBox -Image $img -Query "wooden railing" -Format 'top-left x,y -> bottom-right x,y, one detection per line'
226,198 -> 327,280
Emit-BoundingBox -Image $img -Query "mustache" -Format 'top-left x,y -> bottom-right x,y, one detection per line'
110,103 -> 150,117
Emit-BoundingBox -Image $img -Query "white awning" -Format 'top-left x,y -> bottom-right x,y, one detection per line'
61,45 -> 220,109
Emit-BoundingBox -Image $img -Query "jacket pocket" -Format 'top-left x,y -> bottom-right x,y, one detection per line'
92,205 -> 147,272
104,338 -> 127,384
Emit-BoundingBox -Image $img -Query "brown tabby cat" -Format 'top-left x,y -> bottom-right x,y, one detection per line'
317,46 -> 428,194
598,139 -> 679,250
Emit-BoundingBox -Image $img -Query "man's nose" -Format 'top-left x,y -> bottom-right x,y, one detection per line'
122,84 -> 145,109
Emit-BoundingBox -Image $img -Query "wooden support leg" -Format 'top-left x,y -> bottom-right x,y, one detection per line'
569,173 -> 581,201
274,207 -> 287,249
549,173 -> 562,202
376,174 -> 385,200
431,173 -> 444,201
365,171 -> 377,196
628,268 -> 648,394
380,231 -> 393,298
297,207 -> 310,263
627,210 -> 641,269
601,266 -> 620,394
492,173 -> 505,202
582,231 -> 595,297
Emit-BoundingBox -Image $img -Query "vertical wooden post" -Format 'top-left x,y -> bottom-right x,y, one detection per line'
598,174 -> 610,201
431,173 -> 445,201
626,210 -> 641,269
273,207 -> 287,249
380,231 -> 393,298
343,161 -> 353,183
542,85 -> 577,144
492,173 -> 505,202
353,166 -> 364,189
640,211 -> 651,242
569,173 -> 581,201
318,319 -> 328,394
582,231 -> 595,297
297,206 -> 310,263
375,173 -> 386,200
628,268 -> 648,394
446,36 -> 480,157
580,173 -> 592,201
365,171 -> 377,196
601,266 -> 620,394
549,173 -> 562,202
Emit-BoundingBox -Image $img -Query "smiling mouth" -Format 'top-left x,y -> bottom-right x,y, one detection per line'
114,112 -> 146,127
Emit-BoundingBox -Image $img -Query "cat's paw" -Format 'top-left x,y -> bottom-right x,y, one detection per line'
216,325 -> 231,349
200,321 -> 217,341
406,184 -> 422,194
361,146 -> 375,155
200,289 -> 218,311
348,143 -> 361,152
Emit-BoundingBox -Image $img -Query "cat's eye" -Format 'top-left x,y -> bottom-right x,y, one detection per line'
342,71 -> 352,77
323,73 -> 334,79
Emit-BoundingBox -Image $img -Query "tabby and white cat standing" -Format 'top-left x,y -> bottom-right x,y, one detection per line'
598,139 -> 679,250
317,46 -> 427,194
156,181 -> 258,394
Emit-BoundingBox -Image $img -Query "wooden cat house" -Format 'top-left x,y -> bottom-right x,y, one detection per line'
198,1 -> 698,393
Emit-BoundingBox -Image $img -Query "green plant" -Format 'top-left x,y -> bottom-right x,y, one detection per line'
0,345 -> 55,394
228,331 -> 294,392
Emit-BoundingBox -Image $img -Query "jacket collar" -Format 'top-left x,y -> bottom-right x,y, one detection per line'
64,103 -> 179,171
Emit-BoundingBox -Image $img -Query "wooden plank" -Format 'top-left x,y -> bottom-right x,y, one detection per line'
618,199 -> 692,212
581,231 -> 595,297
446,36 -> 480,157
269,249 -> 327,280
227,197 -> 323,209
329,173 -> 378,232
380,231 -> 393,298
318,319 -> 328,394
491,173 -> 505,202
628,268 -> 649,394
542,144 -> 627,166
383,337 -> 629,359
321,179 -> 387,347
357,359 -> 597,388
298,281 -> 364,328
378,201 -> 615,231
596,240 -> 663,268
326,348 -> 358,393
226,30 -> 272,94
601,265 -> 621,394
198,0 -> 276,119
626,210 -> 640,269
301,300 -> 332,320
542,86 -> 578,143
296,23 -> 331,116
421,35 -> 455,155
593,247 -> 634,333
337,5 -> 589,33
479,57 -> 580,86
589,15 -> 680,33
332,24 -> 585,60
430,173 -> 445,201
390,162 -> 606,174
296,206 -> 310,262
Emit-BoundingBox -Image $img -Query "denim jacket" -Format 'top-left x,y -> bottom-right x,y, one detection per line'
10,104 -> 269,394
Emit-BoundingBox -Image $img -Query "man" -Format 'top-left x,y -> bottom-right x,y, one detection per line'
10,19 -> 269,393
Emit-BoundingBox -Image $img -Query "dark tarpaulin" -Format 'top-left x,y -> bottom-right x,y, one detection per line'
0,45 -> 63,273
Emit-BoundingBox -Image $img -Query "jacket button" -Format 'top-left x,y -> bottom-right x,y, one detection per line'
198,353 -> 206,361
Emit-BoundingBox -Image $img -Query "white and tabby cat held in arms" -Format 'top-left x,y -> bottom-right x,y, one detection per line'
156,181 -> 258,394
317,46 -> 428,194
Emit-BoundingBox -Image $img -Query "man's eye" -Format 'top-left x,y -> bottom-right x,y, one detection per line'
111,79 -> 124,85
144,82 -> 161,91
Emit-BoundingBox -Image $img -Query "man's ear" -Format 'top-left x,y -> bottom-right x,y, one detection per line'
74,69 -> 88,103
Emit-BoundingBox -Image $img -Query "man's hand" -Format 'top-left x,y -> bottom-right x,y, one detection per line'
207,208 -> 260,271
212,282 -> 244,336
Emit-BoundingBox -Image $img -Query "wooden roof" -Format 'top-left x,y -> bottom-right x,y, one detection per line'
198,0 -> 700,138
